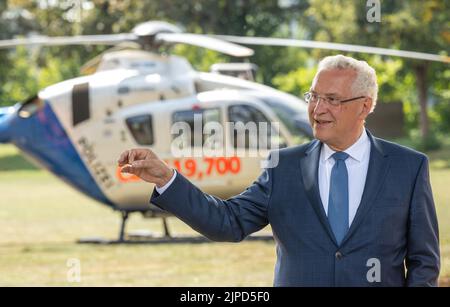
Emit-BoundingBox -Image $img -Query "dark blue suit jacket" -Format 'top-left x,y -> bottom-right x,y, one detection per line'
150,131 -> 440,286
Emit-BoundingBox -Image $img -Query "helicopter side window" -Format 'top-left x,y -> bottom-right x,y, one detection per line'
126,114 -> 154,145
172,108 -> 221,147
228,104 -> 286,149
260,97 -> 311,145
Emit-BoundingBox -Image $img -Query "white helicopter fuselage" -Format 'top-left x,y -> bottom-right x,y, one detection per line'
5,50 -> 311,212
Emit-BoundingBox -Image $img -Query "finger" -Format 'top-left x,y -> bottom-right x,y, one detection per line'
129,150 -> 136,164
145,149 -> 156,159
131,160 -> 152,169
120,160 -> 152,173
117,150 -> 129,166
134,148 -> 156,160
120,165 -> 133,174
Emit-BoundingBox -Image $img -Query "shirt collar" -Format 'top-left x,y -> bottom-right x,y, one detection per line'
322,129 -> 370,163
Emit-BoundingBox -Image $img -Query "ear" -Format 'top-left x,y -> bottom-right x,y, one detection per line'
359,97 -> 373,119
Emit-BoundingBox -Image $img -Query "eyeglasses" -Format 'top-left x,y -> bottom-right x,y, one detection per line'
304,91 -> 366,107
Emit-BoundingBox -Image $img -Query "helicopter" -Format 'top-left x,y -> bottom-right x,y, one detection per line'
0,21 -> 447,243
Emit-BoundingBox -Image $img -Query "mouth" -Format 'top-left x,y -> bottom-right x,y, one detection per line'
313,119 -> 333,128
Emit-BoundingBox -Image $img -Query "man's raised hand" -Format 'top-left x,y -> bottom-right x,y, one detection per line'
117,149 -> 174,187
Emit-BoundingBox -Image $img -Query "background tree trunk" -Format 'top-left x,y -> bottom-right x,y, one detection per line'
415,63 -> 429,139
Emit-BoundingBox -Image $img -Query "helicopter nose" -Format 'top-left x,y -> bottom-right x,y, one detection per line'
0,106 -> 14,143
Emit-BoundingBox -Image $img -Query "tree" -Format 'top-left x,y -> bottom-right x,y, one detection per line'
288,0 -> 449,142
1,0 -> 447,145
356,0 -> 449,140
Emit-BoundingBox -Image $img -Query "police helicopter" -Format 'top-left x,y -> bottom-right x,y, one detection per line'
0,21 -> 447,243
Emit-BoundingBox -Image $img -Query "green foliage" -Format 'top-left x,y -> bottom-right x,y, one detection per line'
408,128 -> 443,152
434,102 -> 450,133
0,45 -> 82,106
272,64 -> 317,98
1,46 -> 40,104
431,68 -> 450,132
0,0 -> 448,138
305,0 -> 359,42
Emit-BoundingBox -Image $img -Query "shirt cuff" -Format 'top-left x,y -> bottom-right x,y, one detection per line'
155,170 -> 177,195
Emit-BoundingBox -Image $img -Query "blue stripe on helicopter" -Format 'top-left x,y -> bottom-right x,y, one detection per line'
10,101 -> 115,208
0,107 -> 11,119
0,107 -> 14,143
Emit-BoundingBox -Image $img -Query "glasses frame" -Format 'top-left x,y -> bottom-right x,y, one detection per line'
304,91 -> 366,107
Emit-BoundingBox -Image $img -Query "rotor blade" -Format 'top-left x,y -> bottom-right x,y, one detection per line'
214,35 -> 449,63
0,34 -> 137,49
156,33 -> 254,57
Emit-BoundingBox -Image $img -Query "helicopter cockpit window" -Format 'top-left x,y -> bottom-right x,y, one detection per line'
172,108 -> 221,147
126,114 -> 154,145
228,104 -> 287,149
18,96 -> 45,119
260,97 -> 311,145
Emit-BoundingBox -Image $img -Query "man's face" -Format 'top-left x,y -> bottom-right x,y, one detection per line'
308,68 -> 369,149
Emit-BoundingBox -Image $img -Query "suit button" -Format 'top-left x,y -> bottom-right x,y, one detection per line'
335,251 -> 343,260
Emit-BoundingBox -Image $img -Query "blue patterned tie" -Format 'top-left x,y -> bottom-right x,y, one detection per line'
328,151 -> 349,245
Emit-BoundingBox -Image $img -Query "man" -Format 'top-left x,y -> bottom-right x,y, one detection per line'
118,55 -> 440,286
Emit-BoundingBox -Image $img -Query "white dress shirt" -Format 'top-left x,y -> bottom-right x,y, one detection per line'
155,169 -> 177,194
318,130 -> 371,226
157,131 -> 371,228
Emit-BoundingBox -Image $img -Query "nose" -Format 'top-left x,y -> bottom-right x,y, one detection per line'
311,97 -> 329,115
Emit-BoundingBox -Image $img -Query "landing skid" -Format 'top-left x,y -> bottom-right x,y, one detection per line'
77,211 -> 273,245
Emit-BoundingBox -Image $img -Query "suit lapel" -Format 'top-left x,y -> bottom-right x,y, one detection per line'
340,131 -> 390,246
300,140 -> 338,246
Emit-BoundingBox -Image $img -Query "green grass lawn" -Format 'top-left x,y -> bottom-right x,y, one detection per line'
0,142 -> 449,286
0,145 -> 275,286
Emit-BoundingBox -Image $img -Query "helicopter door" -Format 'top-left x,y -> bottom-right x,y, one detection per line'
169,107 -> 228,196
225,103 -> 286,194
171,107 -> 222,151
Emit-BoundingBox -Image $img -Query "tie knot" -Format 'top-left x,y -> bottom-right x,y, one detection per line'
332,151 -> 349,161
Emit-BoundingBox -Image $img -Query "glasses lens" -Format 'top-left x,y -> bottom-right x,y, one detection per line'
327,97 -> 339,106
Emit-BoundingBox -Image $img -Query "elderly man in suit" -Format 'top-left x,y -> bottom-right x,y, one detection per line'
118,55 -> 440,287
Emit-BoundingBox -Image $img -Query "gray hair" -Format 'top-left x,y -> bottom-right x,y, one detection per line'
316,55 -> 378,112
